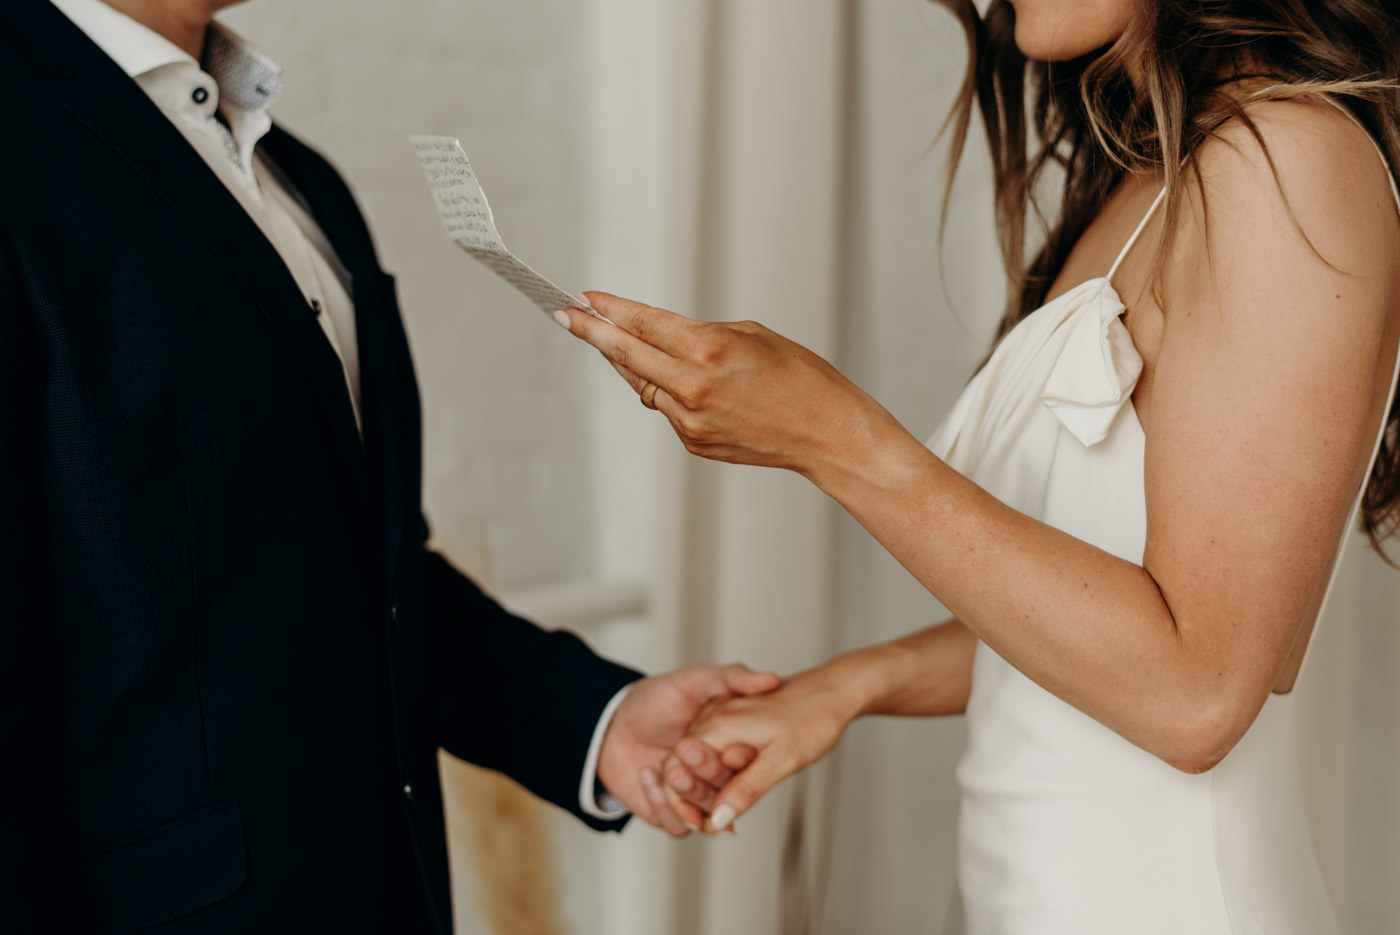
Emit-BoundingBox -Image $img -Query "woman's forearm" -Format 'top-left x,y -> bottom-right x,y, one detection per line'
804,420 -> 1215,769
821,618 -> 978,720
674,617 -> 979,830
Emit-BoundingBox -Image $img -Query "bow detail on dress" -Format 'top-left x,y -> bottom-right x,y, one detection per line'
1040,279 -> 1144,447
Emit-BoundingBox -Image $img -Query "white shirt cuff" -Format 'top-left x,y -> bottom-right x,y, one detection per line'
579,683 -> 634,820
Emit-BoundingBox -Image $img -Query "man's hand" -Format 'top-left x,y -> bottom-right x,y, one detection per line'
597,664 -> 780,836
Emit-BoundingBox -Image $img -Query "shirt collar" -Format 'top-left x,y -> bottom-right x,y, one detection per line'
48,0 -> 283,111
203,23 -> 282,112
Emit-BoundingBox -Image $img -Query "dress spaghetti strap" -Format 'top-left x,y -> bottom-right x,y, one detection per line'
1106,186 -> 1167,281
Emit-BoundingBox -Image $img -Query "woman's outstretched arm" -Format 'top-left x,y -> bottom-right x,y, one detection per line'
558,100 -> 1400,782
656,618 -> 977,831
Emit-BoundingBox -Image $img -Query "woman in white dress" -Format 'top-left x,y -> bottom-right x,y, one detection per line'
555,0 -> 1400,930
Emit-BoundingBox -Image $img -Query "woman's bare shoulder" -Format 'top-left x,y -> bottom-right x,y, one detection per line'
1189,94 -> 1400,267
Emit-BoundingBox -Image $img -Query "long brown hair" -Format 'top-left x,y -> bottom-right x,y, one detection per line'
932,0 -> 1400,555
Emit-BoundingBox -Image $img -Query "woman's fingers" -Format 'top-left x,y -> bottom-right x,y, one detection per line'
664,740 -> 764,823
720,745 -> 755,772
640,765 -> 691,837
689,718 -> 784,832
663,784 -> 711,832
674,736 -> 745,788
554,307 -> 690,394
582,292 -> 702,353
719,743 -> 758,772
706,755 -> 789,833
665,758 -> 719,815
685,680 -> 852,832
560,289 -> 884,478
657,755 -> 711,830
605,358 -> 682,417
664,740 -> 768,833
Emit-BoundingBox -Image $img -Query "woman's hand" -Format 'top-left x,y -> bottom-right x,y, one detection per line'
656,663 -> 868,833
597,663 -> 779,836
554,292 -> 905,481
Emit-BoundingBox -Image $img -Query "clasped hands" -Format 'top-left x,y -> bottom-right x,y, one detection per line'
596,663 -> 856,836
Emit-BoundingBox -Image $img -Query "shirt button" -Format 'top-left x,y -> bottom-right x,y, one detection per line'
191,86 -> 209,105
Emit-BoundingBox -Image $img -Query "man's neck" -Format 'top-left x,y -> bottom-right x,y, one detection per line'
98,0 -> 230,59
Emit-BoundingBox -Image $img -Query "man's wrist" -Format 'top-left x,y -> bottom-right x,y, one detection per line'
579,683 -> 635,820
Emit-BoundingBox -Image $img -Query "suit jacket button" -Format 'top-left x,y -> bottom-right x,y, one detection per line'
390,601 -> 400,627
402,783 -> 413,802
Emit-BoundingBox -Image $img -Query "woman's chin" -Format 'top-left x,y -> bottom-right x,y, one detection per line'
1014,27 -> 1107,63
1010,3 -> 1133,63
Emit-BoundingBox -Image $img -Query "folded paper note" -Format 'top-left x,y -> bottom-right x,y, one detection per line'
410,135 -> 599,318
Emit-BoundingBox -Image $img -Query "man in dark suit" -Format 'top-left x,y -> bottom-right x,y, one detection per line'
0,0 -> 772,931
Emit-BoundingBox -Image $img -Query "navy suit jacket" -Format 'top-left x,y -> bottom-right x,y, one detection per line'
0,2 -> 640,932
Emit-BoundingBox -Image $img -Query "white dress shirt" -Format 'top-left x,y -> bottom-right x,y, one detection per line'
48,0 -> 627,821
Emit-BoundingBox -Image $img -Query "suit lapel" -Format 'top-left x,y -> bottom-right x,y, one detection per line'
9,0 -> 374,517
260,127 -> 410,598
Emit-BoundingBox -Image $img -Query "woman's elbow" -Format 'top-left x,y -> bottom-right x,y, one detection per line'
1165,751 -> 1228,775
1156,697 -> 1255,775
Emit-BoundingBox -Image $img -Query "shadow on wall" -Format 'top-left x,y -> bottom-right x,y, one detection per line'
440,751 -> 567,935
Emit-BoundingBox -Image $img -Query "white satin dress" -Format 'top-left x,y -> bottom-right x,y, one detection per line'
928,129 -> 1400,934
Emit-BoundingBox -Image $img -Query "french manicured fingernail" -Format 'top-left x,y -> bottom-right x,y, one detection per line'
679,743 -> 704,767
669,769 -> 693,793
552,310 -> 572,330
710,804 -> 736,831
